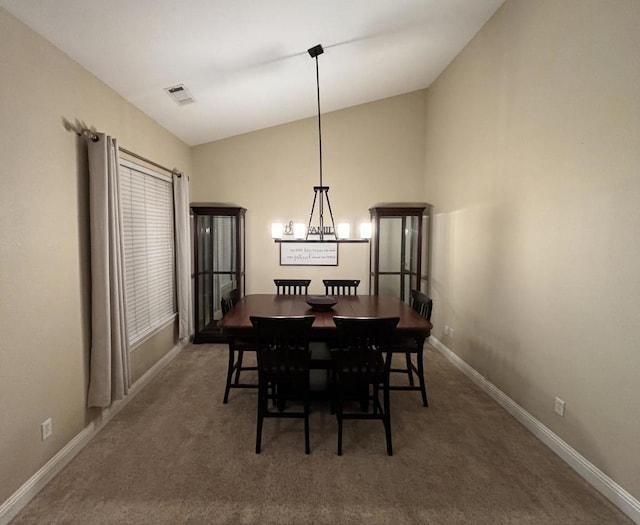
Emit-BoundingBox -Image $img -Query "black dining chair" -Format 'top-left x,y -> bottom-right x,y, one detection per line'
388,289 -> 433,407
323,279 -> 360,296
331,316 -> 399,456
221,289 -> 258,404
250,315 -> 315,454
274,279 -> 311,295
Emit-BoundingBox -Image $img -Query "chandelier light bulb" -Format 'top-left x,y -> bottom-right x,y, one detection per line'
293,223 -> 307,239
337,223 -> 351,239
359,222 -> 373,239
271,223 -> 284,239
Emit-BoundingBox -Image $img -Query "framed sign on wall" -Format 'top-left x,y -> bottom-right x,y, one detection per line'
279,242 -> 338,266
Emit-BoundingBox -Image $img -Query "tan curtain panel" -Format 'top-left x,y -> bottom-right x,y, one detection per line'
87,133 -> 130,408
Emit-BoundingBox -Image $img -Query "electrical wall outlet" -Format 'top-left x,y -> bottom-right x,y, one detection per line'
41,418 -> 52,440
554,397 -> 565,417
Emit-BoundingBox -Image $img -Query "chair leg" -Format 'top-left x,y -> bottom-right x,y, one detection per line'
405,352 -> 415,386
256,382 -> 266,454
383,382 -> 393,456
276,382 -> 286,412
372,383 -> 379,415
337,386 -> 344,456
223,346 -> 236,404
359,382 -> 369,412
234,350 -> 245,385
416,348 -> 429,407
330,368 -> 336,415
304,382 -> 310,455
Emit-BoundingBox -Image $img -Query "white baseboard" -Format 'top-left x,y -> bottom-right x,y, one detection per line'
429,336 -> 640,525
0,343 -> 183,525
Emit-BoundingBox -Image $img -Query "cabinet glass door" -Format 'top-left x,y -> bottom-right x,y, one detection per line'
195,215 -> 237,332
421,212 -> 430,292
404,215 -> 420,302
369,204 -> 431,304
378,217 -> 402,297
191,205 -> 246,343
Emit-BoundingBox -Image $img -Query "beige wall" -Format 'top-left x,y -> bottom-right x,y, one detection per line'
191,90 -> 427,295
424,0 -> 640,499
0,9 -> 191,504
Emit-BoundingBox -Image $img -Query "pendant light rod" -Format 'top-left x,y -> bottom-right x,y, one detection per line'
310,44 -> 324,188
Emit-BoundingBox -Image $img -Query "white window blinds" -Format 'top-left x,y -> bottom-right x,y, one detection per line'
119,161 -> 176,347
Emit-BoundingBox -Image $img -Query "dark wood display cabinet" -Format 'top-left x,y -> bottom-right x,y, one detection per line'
369,203 -> 431,303
191,203 -> 246,343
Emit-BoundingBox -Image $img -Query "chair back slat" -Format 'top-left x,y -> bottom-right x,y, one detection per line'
410,290 -> 433,321
221,288 -> 240,316
323,279 -> 360,296
274,279 -> 311,295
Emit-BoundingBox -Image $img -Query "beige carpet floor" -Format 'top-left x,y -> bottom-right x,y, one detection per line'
10,344 -> 632,524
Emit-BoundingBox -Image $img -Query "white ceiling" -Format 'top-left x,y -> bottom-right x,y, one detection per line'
2,0 -> 504,146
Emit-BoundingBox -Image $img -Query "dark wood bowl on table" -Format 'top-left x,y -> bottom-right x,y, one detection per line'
305,295 -> 338,312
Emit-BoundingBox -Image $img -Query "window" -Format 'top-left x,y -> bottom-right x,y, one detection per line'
119,160 -> 176,347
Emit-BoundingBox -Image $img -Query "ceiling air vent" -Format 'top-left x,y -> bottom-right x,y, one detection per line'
164,84 -> 195,105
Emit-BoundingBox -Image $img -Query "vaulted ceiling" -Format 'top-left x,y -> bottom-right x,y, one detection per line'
1,0 -> 504,146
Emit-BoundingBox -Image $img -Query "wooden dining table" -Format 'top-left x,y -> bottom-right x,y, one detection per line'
219,293 -> 432,343
219,293 -> 433,402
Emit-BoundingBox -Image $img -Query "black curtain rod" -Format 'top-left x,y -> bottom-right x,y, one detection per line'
78,128 -> 182,177
119,147 -> 182,178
